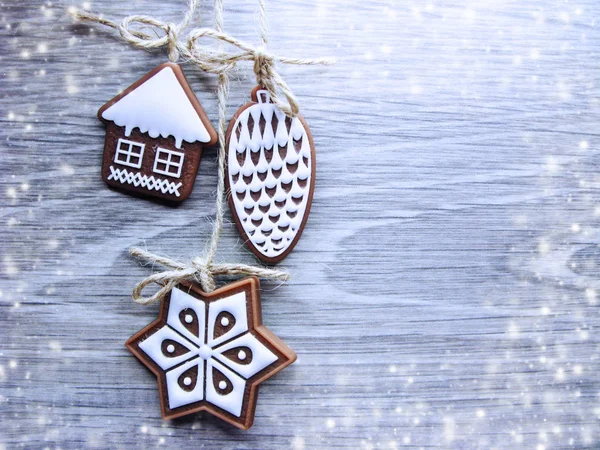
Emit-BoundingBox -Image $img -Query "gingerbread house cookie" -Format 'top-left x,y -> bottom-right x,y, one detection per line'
98,63 -> 217,202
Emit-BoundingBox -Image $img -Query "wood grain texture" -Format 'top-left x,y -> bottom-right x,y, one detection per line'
1,0 -> 599,448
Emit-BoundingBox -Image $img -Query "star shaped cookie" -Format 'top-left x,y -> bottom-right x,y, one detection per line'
126,276 -> 296,429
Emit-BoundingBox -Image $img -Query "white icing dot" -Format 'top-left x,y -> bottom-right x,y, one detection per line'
238,350 -> 247,360
166,344 -> 175,353
184,314 -> 193,323
183,377 -> 192,386
220,317 -> 230,327
218,380 -> 227,390
198,344 -> 212,360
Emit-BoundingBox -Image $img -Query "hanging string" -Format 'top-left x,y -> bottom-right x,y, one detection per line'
128,249 -> 289,305
198,0 -> 230,292
68,0 -> 331,303
68,2 -> 333,117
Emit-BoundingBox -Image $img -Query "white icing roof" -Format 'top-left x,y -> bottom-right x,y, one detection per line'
101,66 -> 212,148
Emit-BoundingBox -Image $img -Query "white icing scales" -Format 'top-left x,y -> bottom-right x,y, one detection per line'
101,66 -> 212,148
228,90 -> 313,259
138,287 -> 278,416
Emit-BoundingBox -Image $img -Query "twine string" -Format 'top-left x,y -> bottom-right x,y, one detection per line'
69,1 -> 333,116
205,0 -> 229,274
129,248 -> 289,305
68,0 -> 330,303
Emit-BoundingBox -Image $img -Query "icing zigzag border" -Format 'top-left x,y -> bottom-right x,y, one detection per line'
107,165 -> 182,197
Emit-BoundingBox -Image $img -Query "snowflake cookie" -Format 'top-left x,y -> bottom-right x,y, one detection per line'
126,277 -> 296,429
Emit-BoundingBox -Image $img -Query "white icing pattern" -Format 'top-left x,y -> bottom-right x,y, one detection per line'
101,66 -> 212,148
107,165 -> 182,197
228,90 -> 313,259
138,287 -> 278,416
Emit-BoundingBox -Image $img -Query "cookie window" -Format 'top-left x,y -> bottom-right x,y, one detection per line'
153,148 -> 185,178
114,139 -> 145,169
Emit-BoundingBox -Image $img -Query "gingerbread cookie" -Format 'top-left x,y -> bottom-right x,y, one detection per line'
126,277 -> 296,429
98,63 -> 218,202
225,87 -> 316,264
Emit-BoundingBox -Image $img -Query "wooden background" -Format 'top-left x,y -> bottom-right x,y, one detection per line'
1,0 -> 599,448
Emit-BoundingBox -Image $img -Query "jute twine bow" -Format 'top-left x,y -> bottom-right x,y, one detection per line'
69,0 -> 330,304
129,248 -> 289,305
68,0 -> 333,117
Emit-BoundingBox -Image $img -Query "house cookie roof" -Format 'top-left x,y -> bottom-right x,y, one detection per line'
99,63 -> 217,149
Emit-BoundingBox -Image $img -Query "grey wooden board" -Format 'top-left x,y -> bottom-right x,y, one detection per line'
1,0 -> 599,448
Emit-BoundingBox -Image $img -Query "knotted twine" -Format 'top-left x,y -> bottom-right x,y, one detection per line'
69,0 -> 332,304
68,0 -> 332,117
